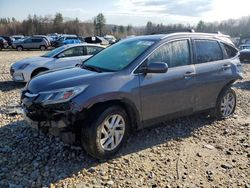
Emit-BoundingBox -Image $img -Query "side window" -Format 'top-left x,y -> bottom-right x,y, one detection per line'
60,47 -> 84,57
221,43 -> 238,59
86,46 -> 103,55
194,40 -> 223,64
148,40 -> 190,68
32,39 -> 42,43
25,38 -> 32,43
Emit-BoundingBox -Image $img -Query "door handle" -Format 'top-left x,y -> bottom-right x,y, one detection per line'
222,64 -> 231,70
184,72 -> 196,79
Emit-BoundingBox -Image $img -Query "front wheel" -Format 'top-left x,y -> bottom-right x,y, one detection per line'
211,87 -> 236,119
81,106 -> 129,159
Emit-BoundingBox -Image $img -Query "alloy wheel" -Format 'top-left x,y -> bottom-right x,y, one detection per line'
220,92 -> 235,117
99,114 -> 125,151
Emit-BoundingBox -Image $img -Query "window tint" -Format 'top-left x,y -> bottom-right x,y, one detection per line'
195,40 -> 223,64
25,38 -> 32,43
148,40 -> 190,68
32,38 -> 42,43
66,37 -> 77,40
221,43 -> 238,59
86,46 -> 103,55
60,47 -> 84,57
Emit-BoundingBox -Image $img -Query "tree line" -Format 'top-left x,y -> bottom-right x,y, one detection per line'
1,13 -> 250,38
0,13 -> 135,38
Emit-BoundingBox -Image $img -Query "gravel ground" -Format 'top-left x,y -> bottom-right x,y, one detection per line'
0,51 -> 249,188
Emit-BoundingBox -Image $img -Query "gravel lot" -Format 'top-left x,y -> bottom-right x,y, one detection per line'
0,51 -> 249,188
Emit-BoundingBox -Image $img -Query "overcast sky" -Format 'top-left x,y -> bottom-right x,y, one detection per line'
0,0 -> 250,26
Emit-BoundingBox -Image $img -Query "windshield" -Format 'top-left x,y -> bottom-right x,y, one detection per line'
41,46 -> 67,58
83,39 -> 155,71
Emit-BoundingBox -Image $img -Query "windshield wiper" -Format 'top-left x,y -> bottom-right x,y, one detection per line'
81,64 -> 103,73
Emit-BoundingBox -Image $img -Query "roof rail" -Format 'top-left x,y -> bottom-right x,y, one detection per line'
151,28 -> 195,35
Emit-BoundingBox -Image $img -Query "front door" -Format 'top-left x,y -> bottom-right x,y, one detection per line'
138,39 -> 196,125
53,46 -> 85,69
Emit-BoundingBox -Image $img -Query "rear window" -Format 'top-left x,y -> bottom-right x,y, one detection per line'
86,46 -> 103,55
194,40 -> 223,64
221,43 -> 238,58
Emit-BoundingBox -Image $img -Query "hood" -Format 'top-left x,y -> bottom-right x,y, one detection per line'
27,67 -> 113,93
12,56 -> 52,69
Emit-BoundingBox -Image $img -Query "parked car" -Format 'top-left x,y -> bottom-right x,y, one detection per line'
12,37 -> 49,51
84,36 -> 109,46
104,35 -> 116,44
239,44 -> 250,50
21,32 -> 242,159
11,35 -> 25,41
238,44 -> 250,62
52,35 -> 81,47
10,44 -> 104,82
0,36 -> 14,46
0,37 -> 8,50
33,35 -> 51,46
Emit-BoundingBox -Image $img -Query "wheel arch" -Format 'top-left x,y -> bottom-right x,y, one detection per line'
82,99 -> 142,132
216,79 -> 237,103
31,67 -> 49,78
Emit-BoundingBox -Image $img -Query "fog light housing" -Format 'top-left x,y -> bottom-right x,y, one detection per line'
13,73 -> 24,81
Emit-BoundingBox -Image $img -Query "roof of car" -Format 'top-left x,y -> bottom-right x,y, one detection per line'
63,43 -> 105,48
126,32 -> 233,45
128,32 -> 230,40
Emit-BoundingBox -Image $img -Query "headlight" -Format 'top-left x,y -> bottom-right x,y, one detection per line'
18,63 -> 29,70
38,85 -> 88,105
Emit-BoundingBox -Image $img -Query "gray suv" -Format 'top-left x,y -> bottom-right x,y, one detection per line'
21,32 -> 243,159
12,37 -> 49,51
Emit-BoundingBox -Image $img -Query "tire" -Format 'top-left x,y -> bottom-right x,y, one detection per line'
40,45 -> 46,51
211,87 -> 236,119
81,106 -> 130,159
17,46 -> 23,51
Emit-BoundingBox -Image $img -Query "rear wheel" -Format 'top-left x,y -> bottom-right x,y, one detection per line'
17,46 -> 23,51
211,87 -> 236,119
40,45 -> 46,51
81,106 -> 129,159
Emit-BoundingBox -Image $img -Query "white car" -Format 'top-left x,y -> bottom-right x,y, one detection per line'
10,44 -> 104,82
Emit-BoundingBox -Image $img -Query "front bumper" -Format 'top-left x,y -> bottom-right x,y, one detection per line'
10,67 -> 25,82
21,91 -> 85,144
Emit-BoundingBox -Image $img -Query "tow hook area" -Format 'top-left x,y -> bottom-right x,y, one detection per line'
22,103 -> 81,145
23,113 -> 77,144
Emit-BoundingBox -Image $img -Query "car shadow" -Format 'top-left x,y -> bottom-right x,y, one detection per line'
0,113 -> 215,187
233,80 -> 250,91
0,81 -> 25,92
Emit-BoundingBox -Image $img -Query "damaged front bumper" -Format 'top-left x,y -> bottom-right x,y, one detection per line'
21,92 -> 85,144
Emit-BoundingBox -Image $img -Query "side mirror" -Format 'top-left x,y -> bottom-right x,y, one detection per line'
57,53 -> 65,58
141,62 -> 168,74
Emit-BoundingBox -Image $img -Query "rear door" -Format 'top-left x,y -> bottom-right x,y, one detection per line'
192,39 -> 234,111
138,39 -> 196,125
31,38 -> 42,49
53,46 -> 85,69
84,46 -> 104,60
23,38 -> 32,49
